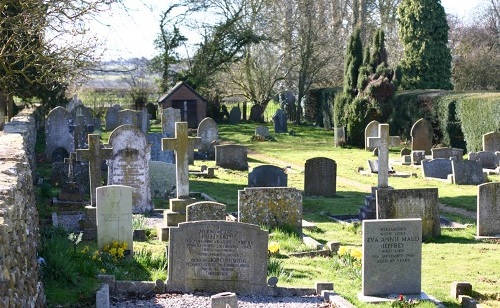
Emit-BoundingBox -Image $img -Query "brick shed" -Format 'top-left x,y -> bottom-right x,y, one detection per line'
157,81 -> 207,128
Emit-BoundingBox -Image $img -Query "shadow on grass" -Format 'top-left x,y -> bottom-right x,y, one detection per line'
426,233 -> 477,245
440,195 -> 477,211
303,190 -> 367,221
190,179 -> 247,209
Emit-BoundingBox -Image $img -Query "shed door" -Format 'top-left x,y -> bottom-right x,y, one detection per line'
172,100 -> 197,128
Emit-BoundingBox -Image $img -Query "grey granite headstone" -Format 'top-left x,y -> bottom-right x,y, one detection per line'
451,159 -> 484,185
162,108 -> 181,137
468,151 -> 498,169
255,126 -> 269,138
238,187 -> 302,233
422,158 -> 453,179
167,221 -> 268,295
186,201 -> 226,221
304,157 -> 337,197
105,106 -> 121,131
215,144 -> 248,170
149,161 -> 176,199
376,188 -> 440,240
272,109 -> 287,133
70,104 -> 94,127
477,182 -> 500,237
107,125 -> 152,213
411,118 -> 433,155
46,106 -> 74,162
400,147 -> 411,156
248,165 -> 287,187
197,117 -> 218,154
66,95 -> 83,112
431,147 -> 463,160
364,120 -> 380,151
483,131 -> 500,152
411,150 -> 426,165
118,109 -> 139,127
229,106 -> 241,124
147,133 -> 175,163
361,219 -> 422,297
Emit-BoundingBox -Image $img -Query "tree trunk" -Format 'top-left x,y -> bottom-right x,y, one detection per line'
0,92 -> 6,130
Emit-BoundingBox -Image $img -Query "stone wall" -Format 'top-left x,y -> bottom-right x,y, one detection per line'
0,107 -> 44,307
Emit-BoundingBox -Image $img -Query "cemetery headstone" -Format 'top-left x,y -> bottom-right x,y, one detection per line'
72,115 -> 88,150
431,147 -> 463,160
365,120 -> 380,151
93,117 -> 102,135
107,125 -> 152,213
360,218 -> 422,298
400,147 -> 411,156
46,106 -> 74,162
215,144 -> 248,170
145,102 -> 158,120
411,118 -> 433,155
71,105 -> 94,134
186,201 -> 226,221
167,221 -> 268,294
255,126 -> 269,138
376,188 -> 440,240
162,107 -> 181,137
149,161 -> 176,199
66,95 -> 83,112
147,133 -> 175,163
411,150 -> 426,165
483,131 -> 500,152
76,134 -> 113,206
451,159 -> 484,185
96,185 -> 133,255
105,106 -> 120,131
422,158 -> 453,180
477,182 -> 500,237
229,106 -> 241,124
58,153 -> 84,202
137,107 -> 148,133
367,123 -> 400,188
304,157 -> 337,197
272,108 -> 287,133
248,165 -> 287,187
118,109 -> 138,127
238,187 -> 302,233
468,151 -> 498,169
249,104 -> 264,122
197,117 -> 218,155
51,161 -> 89,193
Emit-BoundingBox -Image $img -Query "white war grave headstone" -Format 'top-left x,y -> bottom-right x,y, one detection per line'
96,185 -> 133,255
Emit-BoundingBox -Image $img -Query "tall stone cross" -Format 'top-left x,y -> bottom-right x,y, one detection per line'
64,152 -> 77,182
367,123 -> 400,188
162,122 -> 201,199
76,134 -> 113,206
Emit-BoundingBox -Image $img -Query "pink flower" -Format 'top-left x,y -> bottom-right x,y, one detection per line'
398,294 -> 404,301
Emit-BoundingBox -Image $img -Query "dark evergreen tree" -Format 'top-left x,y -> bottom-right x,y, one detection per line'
397,0 -> 453,90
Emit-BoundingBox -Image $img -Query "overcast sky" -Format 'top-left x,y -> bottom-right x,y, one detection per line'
90,0 -> 485,61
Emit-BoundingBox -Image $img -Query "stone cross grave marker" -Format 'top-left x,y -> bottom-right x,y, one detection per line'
76,134 -> 113,206
367,123 -> 400,188
162,122 -> 201,199
64,152 -> 77,182
96,185 -> 133,254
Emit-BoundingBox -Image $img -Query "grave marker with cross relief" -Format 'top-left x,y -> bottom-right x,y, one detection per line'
367,123 -> 400,188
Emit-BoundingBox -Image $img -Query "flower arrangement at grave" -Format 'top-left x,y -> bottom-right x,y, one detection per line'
390,294 -> 419,307
103,241 -> 128,260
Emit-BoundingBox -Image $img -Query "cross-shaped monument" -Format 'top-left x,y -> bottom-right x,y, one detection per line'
367,123 -> 400,188
162,122 -> 201,199
76,134 -> 113,206
64,152 -> 77,182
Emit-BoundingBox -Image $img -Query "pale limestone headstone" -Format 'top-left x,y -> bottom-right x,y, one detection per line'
215,144 -> 248,170
477,182 -> 500,237
107,125 -> 152,213
411,118 -> 433,155
167,221 -> 268,294
186,201 -> 226,222
149,161 -> 176,199
162,122 -> 201,199
197,117 -> 218,154
238,187 -> 302,233
361,218 -> 422,297
255,126 -> 269,138
367,123 -> 400,188
118,109 -> 138,127
76,134 -> 113,206
483,131 -> 500,152
364,120 -> 380,151
304,157 -> 337,197
46,106 -> 74,162
96,185 -> 133,254
376,188 -> 440,240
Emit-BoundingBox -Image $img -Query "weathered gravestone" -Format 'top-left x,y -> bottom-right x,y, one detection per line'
162,107 -> 181,137
137,107 -> 149,133
422,158 -> 453,180
229,106 -> 241,124
51,161 -> 89,193
72,115 -> 88,150
96,185 -> 133,254
255,126 -> 269,138
238,187 -> 302,233
272,109 -> 287,133
248,165 -> 287,187
367,123 -> 400,188
57,152 -> 84,202
360,218 -> 422,299
118,109 -> 138,127
412,150 -> 426,165
249,105 -> 264,122
66,95 -> 83,112
93,117 -> 102,135
376,188 -> 440,240
76,134 -> 113,206
149,161 -> 176,199
167,221 -> 268,294
46,106 -> 74,162
215,144 -> 248,170
400,148 -> 411,156
477,182 -> 500,237
431,147 -> 463,160
304,157 -> 337,197
483,131 -> 500,152
186,201 -> 226,222
145,102 -> 158,120
451,159 -> 484,185
70,105 -> 94,128
197,117 -> 218,155
411,118 -> 433,155
107,125 -> 152,213
468,151 -> 498,169
105,105 -> 121,131
364,120 -> 380,151
147,133 -> 175,163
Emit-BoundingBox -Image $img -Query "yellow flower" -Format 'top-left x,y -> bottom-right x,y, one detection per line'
100,268 -> 106,273
117,247 -> 125,258
122,242 -> 128,250
338,246 -> 349,256
82,245 -> 89,253
350,249 -> 362,261
268,241 -> 280,254
103,244 -> 110,252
